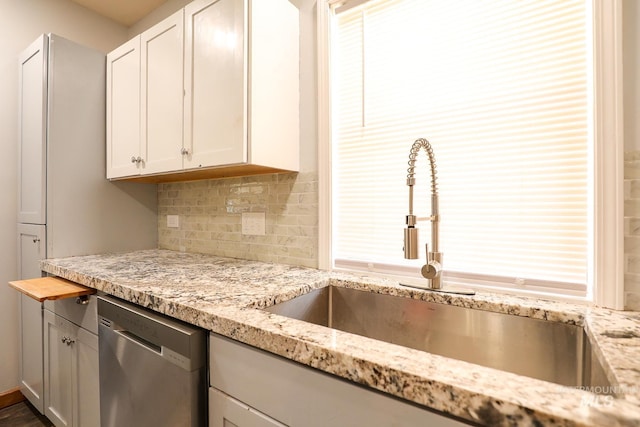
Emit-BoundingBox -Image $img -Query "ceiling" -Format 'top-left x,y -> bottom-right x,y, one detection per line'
70,0 -> 169,27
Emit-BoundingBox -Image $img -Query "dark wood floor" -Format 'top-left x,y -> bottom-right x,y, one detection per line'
0,401 -> 53,427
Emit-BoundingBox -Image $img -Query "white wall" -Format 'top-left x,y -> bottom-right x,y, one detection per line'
0,0 -> 128,393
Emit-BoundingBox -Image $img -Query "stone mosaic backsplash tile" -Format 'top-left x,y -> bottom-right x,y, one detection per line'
625,151 -> 640,310
157,160 -> 638,311
157,172 -> 318,268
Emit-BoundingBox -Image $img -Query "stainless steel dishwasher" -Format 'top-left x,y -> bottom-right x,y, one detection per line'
98,295 -> 207,427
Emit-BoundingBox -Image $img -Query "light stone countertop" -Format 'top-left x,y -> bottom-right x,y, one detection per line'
41,249 -> 640,427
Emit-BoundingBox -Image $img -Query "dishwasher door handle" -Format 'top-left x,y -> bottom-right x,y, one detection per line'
114,328 -> 162,354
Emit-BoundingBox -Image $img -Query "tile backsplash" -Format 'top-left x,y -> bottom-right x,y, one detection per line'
158,172 -> 318,268
625,151 -> 640,310
158,162 -> 638,310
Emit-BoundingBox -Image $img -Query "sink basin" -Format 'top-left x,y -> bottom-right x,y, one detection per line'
265,286 -> 612,391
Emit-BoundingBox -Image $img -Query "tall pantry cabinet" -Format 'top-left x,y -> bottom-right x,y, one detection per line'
17,33 -> 158,424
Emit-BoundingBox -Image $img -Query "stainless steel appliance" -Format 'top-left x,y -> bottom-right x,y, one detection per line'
98,295 -> 207,427
266,285 -> 612,390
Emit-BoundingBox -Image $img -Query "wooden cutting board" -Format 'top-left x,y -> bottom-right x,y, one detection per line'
8,277 -> 95,302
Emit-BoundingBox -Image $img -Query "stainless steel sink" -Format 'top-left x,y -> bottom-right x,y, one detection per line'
264,286 -> 612,391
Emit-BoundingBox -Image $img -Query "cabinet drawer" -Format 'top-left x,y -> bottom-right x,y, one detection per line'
210,334 -> 468,427
44,294 -> 98,335
209,388 -> 285,427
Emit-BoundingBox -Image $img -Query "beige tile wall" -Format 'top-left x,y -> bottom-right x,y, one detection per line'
158,163 -> 637,309
625,151 -> 640,310
158,172 -> 318,268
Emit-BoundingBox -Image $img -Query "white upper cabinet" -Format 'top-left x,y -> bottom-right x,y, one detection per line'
106,0 -> 299,182
141,9 -> 185,175
244,0 -> 300,173
184,0 -> 246,168
107,10 -> 184,179
18,35 -> 47,224
106,37 -> 142,179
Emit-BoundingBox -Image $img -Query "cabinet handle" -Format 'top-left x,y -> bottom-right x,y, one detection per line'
131,156 -> 137,163
76,296 -> 90,305
181,148 -> 190,156
61,337 -> 75,346
33,238 -> 40,243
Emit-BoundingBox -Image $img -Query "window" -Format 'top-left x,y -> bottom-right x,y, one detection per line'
320,0 -> 624,303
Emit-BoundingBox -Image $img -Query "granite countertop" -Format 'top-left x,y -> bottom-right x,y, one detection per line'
41,249 -> 640,427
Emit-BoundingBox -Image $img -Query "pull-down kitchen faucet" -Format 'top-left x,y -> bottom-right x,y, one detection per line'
402,138 -> 474,295
403,138 -> 443,289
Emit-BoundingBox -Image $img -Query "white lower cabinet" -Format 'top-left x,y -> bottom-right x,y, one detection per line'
209,334 -> 469,427
73,327 -> 100,427
210,388 -> 286,427
17,224 -> 47,412
44,308 -> 99,427
19,295 -> 44,412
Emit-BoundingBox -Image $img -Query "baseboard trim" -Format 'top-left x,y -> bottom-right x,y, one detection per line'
0,387 -> 25,410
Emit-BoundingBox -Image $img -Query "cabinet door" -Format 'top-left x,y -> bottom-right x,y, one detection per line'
44,310 -> 74,427
141,10 -> 185,175
248,0 -> 300,172
73,327 -> 100,427
18,223 -> 46,280
211,334 -> 468,427
17,224 -> 46,413
107,37 -> 142,179
184,0 -> 246,169
19,295 -> 44,413
209,388 -> 286,427
18,35 -> 47,224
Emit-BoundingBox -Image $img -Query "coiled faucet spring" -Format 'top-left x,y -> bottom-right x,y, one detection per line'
407,138 -> 438,194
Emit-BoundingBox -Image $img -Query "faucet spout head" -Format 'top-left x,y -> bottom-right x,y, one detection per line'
404,226 -> 418,259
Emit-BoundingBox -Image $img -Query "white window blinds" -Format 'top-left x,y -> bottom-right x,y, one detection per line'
331,0 -> 591,296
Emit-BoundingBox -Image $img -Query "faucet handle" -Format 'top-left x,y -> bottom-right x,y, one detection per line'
421,243 -> 442,280
421,261 -> 441,280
